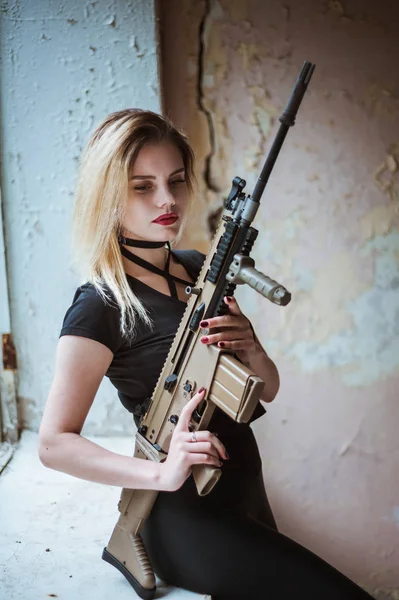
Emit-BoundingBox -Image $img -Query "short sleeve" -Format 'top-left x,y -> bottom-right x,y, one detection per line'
60,283 -> 123,354
173,249 -> 206,279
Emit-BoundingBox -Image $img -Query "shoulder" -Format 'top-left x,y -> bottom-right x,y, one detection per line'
66,282 -> 120,317
60,282 -> 123,354
172,249 -> 206,275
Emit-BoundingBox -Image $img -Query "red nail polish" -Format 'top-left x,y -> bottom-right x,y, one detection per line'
226,296 -> 233,303
200,320 -> 209,327
219,342 -> 225,348
201,336 -> 209,343
198,386 -> 205,394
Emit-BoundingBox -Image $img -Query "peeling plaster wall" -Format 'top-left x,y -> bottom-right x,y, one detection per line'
160,0 -> 399,595
0,0 -> 160,436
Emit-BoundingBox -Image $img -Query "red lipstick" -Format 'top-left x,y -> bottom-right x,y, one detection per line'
153,213 -> 179,226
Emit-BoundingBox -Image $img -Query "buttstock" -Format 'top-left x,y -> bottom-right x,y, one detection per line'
192,463 -> 222,496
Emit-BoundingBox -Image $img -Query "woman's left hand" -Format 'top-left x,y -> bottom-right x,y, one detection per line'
199,296 -> 259,365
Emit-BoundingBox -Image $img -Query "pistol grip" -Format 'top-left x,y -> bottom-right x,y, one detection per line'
192,463 -> 222,496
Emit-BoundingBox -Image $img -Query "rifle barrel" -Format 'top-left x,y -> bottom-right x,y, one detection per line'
251,61 -> 315,205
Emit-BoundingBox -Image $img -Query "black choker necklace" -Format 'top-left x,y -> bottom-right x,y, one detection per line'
118,235 -> 192,299
118,235 -> 166,249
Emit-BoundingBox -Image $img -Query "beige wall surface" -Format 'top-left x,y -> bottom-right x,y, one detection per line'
159,0 -> 399,595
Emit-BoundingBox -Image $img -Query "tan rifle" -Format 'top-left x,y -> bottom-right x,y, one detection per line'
102,60 -> 315,599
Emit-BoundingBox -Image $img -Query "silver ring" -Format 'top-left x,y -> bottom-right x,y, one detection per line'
190,431 -> 197,443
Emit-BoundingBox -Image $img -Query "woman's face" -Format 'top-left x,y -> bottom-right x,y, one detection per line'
122,141 -> 188,242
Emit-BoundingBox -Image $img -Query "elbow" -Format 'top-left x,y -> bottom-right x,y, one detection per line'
270,368 -> 280,402
261,388 -> 278,404
38,438 -> 53,468
38,431 -> 59,468
38,429 -> 79,469
262,367 -> 280,403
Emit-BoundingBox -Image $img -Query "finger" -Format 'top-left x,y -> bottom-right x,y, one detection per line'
210,435 -> 229,460
188,453 -> 223,468
185,441 -> 220,460
217,339 -> 255,351
177,387 -> 206,431
186,432 -> 229,460
200,315 -> 247,330
200,330 -> 251,346
224,295 -> 243,315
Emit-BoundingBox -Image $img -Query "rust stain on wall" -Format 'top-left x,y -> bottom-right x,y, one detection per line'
2,334 -> 17,371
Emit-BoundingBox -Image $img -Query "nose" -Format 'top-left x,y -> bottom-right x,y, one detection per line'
155,182 -> 176,208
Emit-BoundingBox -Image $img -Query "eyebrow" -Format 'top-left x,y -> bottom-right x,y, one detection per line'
130,167 -> 185,180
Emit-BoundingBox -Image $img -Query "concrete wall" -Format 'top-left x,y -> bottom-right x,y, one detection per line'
159,0 -> 399,595
0,0 -> 161,436
1,0 -> 398,594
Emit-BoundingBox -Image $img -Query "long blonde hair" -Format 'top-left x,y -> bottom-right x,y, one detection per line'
72,109 -> 196,338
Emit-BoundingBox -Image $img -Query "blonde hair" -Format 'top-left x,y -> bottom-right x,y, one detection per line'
72,109 -> 196,338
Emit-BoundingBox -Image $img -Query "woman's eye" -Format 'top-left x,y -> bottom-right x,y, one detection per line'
133,179 -> 185,192
134,184 -> 152,192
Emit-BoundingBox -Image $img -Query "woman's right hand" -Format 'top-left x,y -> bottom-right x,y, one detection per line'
159,387 -> 229,492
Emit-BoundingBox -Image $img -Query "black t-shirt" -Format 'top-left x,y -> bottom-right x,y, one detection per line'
60,249 -> 265,469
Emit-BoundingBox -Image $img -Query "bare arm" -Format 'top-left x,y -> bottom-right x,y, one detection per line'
39,336 -> 227,492
38,336 -> 165,489
245,331 -> 280,403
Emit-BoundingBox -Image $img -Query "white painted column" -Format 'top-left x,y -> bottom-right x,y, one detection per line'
0,0 -> 161,434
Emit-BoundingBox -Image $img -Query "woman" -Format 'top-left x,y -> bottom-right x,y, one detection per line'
39,109 -> 374,599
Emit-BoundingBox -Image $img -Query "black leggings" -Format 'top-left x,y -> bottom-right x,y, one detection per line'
141,464 -> 374,599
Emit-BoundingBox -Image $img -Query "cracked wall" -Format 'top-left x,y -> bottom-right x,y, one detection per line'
160,0 -> 399,595
0,0 -> 161,437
